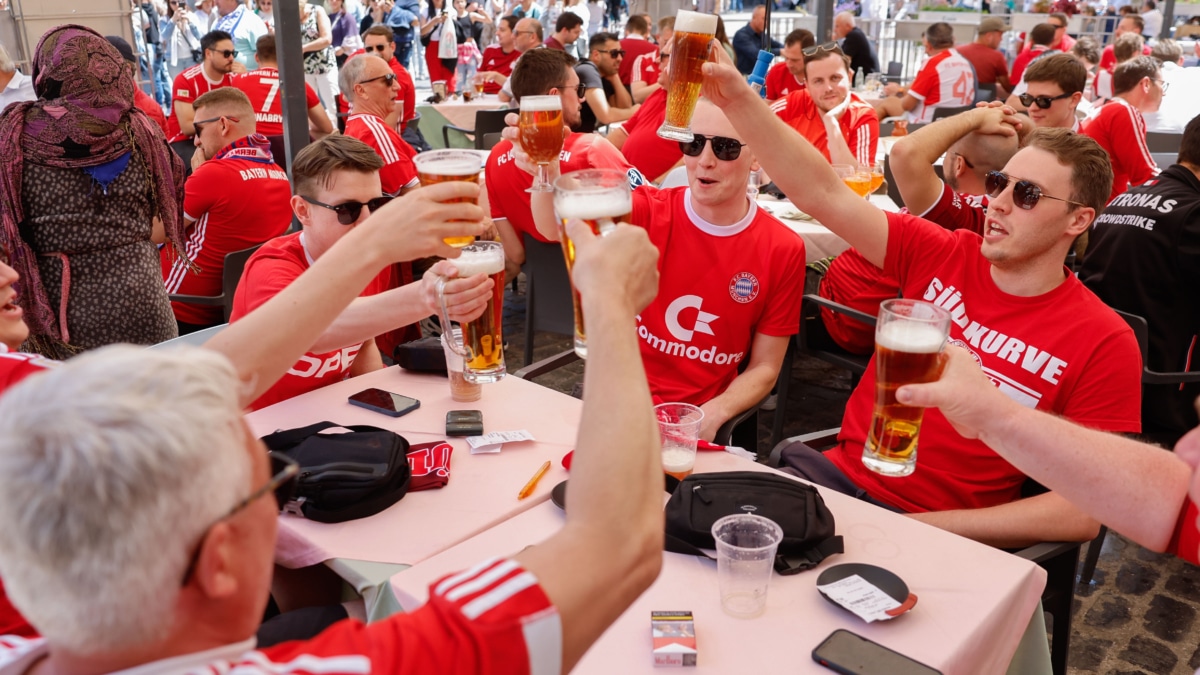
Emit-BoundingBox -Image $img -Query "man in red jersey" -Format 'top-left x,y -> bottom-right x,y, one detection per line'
166,29 -> 241,143
231,35 -> 333,138
770,45 -> 878,167
609,47 -> 683,183
478,15 -> 521,94
618,13 -> 657,89
1099,15 -> 1152,73
525,99 -> 805,441
705,59 -> 1141,547
486,49 -> 643,268
230,135 -> 491,410
874,22 -> 975,124
1082,56 -> 1163,203
0,192 -> 665,675
545,12 -> 583,52
340,54 -> 419,195
1009,23 -> 1057,86
162,88 -> 293,334
956,18 -> 1012,100
764,29 -> 815,101
362,25 -> 417,133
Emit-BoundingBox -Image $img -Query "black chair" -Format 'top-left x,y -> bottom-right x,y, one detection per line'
883,152 -> 941,210
1151,151 -> 1176,168
266,135 -> 289,172
519,234 -> 575,367
443,108 -> 511,150
931,104 -> 973,121
170,139 -> 197,178
168,243 -> 263,322
883,60 -> 903,85
974,82 -> 997,104
1145,131 -> 1183,153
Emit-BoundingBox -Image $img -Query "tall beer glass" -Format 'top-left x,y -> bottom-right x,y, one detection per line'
863,299 -> 952,476
552,169 -> 632,358
413,149 -> 485,248
656,10 -> 718,142
519,95 -> 564,193
436,241 -> 507,383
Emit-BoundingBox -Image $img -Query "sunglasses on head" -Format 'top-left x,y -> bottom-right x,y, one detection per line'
1017,92 -> 1071,109
802,42 -> 839,57
209,48 -> 239,59
359,72 -> 397,87
985,171 -> 1085,210
303,195 -> 395,224
600,48 -> 625,58
192,115 -> 239,135
365,44 -> 391,53
678,134 -> 747,161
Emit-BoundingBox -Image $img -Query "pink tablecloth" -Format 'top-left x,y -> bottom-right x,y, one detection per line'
390,451 -> 1047,675
245,367 -> 581,569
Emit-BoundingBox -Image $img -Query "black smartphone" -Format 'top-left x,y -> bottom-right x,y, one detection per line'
812,629 -> 942,675
446,410 -> 483,436
348,388 -> 420,418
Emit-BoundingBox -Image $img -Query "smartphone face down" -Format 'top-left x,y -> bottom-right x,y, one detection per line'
348,388 -> 421,417
812,629 -> 941,675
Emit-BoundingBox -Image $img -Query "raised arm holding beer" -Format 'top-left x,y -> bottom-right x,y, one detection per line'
698,58 -> 1144,548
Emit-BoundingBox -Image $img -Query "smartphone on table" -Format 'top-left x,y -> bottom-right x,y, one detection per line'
348,388 -> 420,418
812,629 -> 942,675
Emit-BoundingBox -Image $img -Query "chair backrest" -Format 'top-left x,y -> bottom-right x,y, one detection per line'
931,105 -> 972,121
883,153 -> 904,208
473,109 -> 513,150
481,132 -> 504,150
1151,152 -> 1176,168
221,244 -> 263,321
884,61 -> 903,84
1110,307 -> 1200,385
148,323 -> 227,350
521,233 -> 575,365
658,165 -> 689,188
1145,132 -> 1183,154
973,82 -> 997,105
266,134 -> 289,173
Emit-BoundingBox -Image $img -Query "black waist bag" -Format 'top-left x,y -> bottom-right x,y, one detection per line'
260,421 -> 412,523
664,471 -> 844,575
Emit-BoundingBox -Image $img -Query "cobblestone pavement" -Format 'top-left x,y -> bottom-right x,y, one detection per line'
500,283 -> 1200,675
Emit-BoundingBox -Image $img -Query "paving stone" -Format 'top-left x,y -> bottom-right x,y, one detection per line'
1069,634 -> 1114,671
1116,561 -> 1162,596
1136,547 -> 1170,564
1143,595 -> 1196,643
1165,565 -> 1200,604
1084,596 -> 1133,629
1189,642 -> 1200,671
1119,635 -> 1178,673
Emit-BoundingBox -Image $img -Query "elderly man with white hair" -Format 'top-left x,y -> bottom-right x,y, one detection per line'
0,44 -> 33,113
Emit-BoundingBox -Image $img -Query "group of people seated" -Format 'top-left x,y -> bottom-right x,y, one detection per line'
0,9 -> 1199,672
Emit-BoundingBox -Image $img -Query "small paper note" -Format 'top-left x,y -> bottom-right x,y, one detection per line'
816,574 -> 902,623
467,430 -> 536,454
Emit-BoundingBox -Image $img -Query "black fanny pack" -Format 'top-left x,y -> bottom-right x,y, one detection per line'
664,471 -> 843,575
260,421 -> 412,523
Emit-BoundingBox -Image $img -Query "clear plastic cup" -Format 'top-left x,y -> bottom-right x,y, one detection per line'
655,402 -> 703,481
712,513 -> 783,619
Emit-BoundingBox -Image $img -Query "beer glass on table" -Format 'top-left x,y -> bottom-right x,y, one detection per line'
519,95 -> 564,193
436,241 -> 507,383
656,402 -> 704,481
656,9 -> 718,142
413,149 -> 485,248
863,299 -> 952,476
552,169 -> 632,358
473,73 -> 486,96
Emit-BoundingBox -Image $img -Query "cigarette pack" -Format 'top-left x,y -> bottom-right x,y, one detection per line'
651,611 -> 697,667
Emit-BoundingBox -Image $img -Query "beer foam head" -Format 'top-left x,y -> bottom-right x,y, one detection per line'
555,193 -> 631,221
413,153 -> 480,177
452,244 -> 505,277
876,321 -> 946,354
519,95 -> 562,111
674,10 -> 718,34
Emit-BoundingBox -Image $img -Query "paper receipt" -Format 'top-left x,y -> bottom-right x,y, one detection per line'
467,430 -> 536,454
816,574 -> 902,623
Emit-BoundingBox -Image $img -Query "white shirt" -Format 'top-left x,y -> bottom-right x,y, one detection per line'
0,71 -> 34,114
1141,8 -> 1163,37
1143,61 -> 1200,133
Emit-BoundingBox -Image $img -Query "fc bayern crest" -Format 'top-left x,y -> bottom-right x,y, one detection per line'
728,272 -> 760,304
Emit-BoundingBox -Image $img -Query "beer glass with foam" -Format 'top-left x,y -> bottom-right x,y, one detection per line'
413,149 -> 486,248
436,241 -> 507,383
552,169 -> 632,358
519,95 -> 564,193
863,299 -> 952,476
656,10 -> 718,142
656,402 -> 704,481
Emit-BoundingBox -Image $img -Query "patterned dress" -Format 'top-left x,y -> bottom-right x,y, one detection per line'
302,8 -> 337,75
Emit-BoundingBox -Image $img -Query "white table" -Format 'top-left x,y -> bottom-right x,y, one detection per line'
757,193 -> 899,262
246,366 -> 581,569
390,452 -> 1048,675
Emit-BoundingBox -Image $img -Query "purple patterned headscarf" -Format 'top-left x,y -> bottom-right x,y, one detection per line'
0,24 -> 188,355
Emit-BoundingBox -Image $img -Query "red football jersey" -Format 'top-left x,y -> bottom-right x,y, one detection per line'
619,35 -> 659,86
770,90 -> 878,166
163,148 -> 293,326
826,212 -> 1143,513
0,344 -> 52,395
1082,97 -> 1160,203
629,48 -> 659,88
764,61 -> 805,101
230,232 -> 391,411
133,86 -> 167,134
480,45 -> 520,95
629,186 -> 806,405
907,49 -> 975,123
619,88 -> 682,183
486,132 -> 642,243
166,64 -> 232,141
230,67 -> 321,136
1170,499 -> 1200,566
344,113 -> 419,195
387,56 -> 418,132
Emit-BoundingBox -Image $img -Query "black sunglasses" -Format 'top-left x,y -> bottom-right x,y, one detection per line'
181,453 -> 299,585
192,115 -> 239,135
802,41 -> 839,57
985,171 -> 1085,210
599,48 -> 625,58
557,82 -> 587,97
303,195 -> 394,224
1017,92 -> 1072,109
209,48 -> 239,59
679,134 -> 747,161
365,44 -> 391,53
359,72 -> 397,87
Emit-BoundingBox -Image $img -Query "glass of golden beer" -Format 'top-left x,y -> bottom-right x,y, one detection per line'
656,9 -> 718,142
863,299 -> 952,476
413,149 -> 485,248
552,169 -> 632,358
519,94 -> 564,193
656,402 -> 704,481
436,241 -> 507,383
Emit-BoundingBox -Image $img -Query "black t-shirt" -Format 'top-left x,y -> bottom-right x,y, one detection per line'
841,27 -> 879,76
575,59 -> 613,133
1080,164 -> 1200,445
